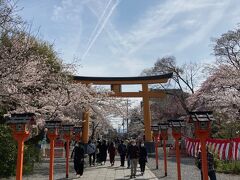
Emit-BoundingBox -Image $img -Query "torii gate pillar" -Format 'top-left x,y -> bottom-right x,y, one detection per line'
82,111 -> 89,144
142,83 -> 154,152
142,83 -> 151,140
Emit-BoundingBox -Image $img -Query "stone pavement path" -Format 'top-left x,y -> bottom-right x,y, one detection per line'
4,156 -> 157,180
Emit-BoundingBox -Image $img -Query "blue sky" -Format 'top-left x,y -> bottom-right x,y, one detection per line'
18,0 -> 240,77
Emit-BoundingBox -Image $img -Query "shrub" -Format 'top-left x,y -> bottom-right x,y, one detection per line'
23,142 -> 42,175
215,160 -> 240,174
0,124 -> 42,177
0,125 -> 17,178
214,154 -> 240,174
195,152 -> 240,175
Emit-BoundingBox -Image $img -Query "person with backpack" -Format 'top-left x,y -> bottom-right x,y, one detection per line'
87,140 -> 96,166
118,140 -> 127,167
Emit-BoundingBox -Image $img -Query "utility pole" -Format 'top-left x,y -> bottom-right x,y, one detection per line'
122,117 -> 124,133
118,124 -> 121,134
126,99 -> 129,134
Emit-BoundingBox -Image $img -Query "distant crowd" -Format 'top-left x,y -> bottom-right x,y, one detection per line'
70,138 -> 148,179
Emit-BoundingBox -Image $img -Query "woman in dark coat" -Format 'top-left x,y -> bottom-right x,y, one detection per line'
100,140 -> 108,164
71,142 -> 85,177
108,142 -> 116,166
96,140 -> 102,164
139,142 -> 147,175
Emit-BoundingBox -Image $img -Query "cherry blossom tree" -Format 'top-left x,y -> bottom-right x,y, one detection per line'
0,0 -> 23,33
141,56 -> 203,113
187,27 -> 240,137
151,89 -> 186,123
0,1 -> 138,138
127,106 -> 144,138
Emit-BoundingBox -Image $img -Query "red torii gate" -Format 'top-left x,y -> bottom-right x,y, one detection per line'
73,73 -> 173,151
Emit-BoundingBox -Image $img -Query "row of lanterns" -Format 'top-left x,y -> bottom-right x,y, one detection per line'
151,111 -> 214,180
6,110 -> 214,180
6,113 -> 82,180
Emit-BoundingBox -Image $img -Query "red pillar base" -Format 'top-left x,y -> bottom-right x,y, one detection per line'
13,131 -> 29,180
47,133 -> 58,180
172,133 -> 182,180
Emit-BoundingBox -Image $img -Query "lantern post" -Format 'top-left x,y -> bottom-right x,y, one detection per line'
159,122 -> 169,176
45,120 -> 62,180
189,111 -> 214,180
168,119 -> 184,180
151,125 -> 160,169
6,113 -> 35,180
62,124 -> 74,178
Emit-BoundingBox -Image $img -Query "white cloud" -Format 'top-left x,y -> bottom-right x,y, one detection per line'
120,0 -> 228,54
175,1 -> 231,52
48,0 -> 239,76
77,64 -> 110,76
112,56 -> 148,76
51,0 -> 84,22
99,0 -> 232,57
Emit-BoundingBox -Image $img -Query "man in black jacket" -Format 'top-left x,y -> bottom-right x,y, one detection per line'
118,140 -> 127,166
128,140 -> 139,178
139,142 -> 147,175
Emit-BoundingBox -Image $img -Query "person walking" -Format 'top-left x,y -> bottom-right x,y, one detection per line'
197,147 -> 217,180
128,140 -> 139,178
139,142 -> 147,175
71,142 -> 85,178
96,140 -> 102,164
126,140 -> 131,169
118,140 -> 127,167
100,140 -> 108,165
108,142 -> 116,166
87,140 -> 96,166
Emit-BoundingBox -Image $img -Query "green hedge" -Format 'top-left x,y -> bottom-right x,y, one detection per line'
0,125 -> 17,177
215,159 -> 240,174
195,153 -> 240,175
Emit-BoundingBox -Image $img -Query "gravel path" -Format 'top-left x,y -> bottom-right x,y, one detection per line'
147,148 -> 240,180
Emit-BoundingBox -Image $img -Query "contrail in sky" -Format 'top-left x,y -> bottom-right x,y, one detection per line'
81,0 -> 120,61
86,0 -> 113,49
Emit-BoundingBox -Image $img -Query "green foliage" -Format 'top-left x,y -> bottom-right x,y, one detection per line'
215,158 -> 240,174
211,121 -> 240,139
0,125 -> 42,178
195,152 -> 240,174
30,39 -> 62,73
23,143 -> 42,175
1,32 -> 62,74
0,125 -> 17,178
210,153 -> 240,174
0,107 -> 7,124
